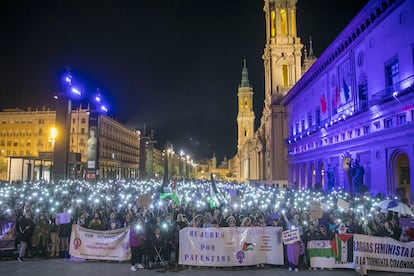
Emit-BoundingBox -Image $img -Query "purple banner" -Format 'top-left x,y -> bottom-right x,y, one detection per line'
0,220 -> 16,250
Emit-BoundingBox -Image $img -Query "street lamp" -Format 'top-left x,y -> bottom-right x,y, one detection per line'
53,67 -> 83,182
49,127 -> 57,181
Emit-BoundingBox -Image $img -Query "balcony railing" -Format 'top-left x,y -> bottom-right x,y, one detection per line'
371,75 -> 414,105
286,74 -> 414,145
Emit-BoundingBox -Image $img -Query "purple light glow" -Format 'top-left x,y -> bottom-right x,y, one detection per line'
71,87 -> 82,96
100,105 -> 108,112
95,96 -> 101,103
65,76 -> 72,84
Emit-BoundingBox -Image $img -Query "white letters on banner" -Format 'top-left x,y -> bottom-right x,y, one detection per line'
69,225 -> 131,261
353,234 -> 414,274
308,235 -> 414,273
179,227 -> 284,267
282,228 -> 301,245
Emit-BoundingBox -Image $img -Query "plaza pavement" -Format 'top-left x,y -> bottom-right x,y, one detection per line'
0,258 -> 409,276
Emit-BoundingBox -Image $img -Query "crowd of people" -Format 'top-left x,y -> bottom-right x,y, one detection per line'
0,179 -> 413,271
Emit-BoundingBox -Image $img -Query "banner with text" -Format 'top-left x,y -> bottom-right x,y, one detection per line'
179,227 -> 284,267
353,234 -> 414,274
282,228 -> 301,245
69,225 -> 131,261
0,220 -> 16,250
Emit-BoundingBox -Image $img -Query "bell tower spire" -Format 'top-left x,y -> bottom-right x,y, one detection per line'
259,0 -> 303,181
237,59 -> 255,151
263,0 -> 303,104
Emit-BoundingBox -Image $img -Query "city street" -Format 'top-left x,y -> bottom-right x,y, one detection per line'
0,258 -> 409,276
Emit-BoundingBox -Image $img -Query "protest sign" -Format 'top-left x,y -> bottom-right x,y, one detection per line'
179,227 -> 284,266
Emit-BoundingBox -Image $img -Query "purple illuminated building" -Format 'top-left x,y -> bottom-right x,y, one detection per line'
282,0 -> 414,203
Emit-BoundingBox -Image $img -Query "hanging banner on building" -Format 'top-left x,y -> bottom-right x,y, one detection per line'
179,227 -> 284,267
86,112 -> 99,180
69,224 -> 130,261
0,220 -> 16,250
353,234 -> 414,274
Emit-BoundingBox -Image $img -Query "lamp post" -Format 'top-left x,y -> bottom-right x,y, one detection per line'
49,127 -> 57,181
53,67 -> 82,183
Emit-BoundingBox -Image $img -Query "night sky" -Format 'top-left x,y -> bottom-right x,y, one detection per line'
0,0 -> 368,162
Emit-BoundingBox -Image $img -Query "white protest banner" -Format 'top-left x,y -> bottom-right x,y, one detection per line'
179,227 -> 284,267
353,234 -> 414,274
69,224 -> 131,261
56,212 -> 71,225
282,228 -> 301,245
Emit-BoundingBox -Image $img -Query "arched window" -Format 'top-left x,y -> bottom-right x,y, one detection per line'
280,9 -> 287,35
282,64 -> 289,86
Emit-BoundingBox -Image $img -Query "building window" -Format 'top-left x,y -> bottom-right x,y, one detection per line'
280,9 -> 287,35
81,128 -> 85,135
335,135 -> 339,142
374,121 -> 381,129
73,118 -> 76,124
282,65 -> 289,86
315,108 -> 321,125
81,118 -> 86,124
39,128 -> 43,135
358,82 -> 368,110
364,125 -> 370,134
356,128 -> 361,137
341,133 -> 345,141
348,131 -> 353,139
308,112 -> 313,127
385,58 -> 399,96
384,118 -> 393,128
398,114 -> 406,125
295,122 -> 299,134
301,118 -> 305,132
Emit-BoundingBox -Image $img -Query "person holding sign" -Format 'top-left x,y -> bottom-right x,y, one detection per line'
283,213 -> 305,272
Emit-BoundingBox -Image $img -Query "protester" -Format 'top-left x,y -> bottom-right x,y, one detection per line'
31,213 -> 51,258
0,178 -> 412,271
129,216 -> 146,271
16,210 -> 35,262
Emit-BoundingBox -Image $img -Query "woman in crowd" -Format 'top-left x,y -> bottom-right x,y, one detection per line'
88,212 -> 106,230
16,210 -> 35,261
129,216 -> 146,271
31,213 -> 51,258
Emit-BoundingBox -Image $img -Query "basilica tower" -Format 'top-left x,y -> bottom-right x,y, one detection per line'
260,0 -> 303,181
237,59 -> 255,151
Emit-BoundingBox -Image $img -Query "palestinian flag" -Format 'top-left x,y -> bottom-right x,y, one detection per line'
209,173 -> 223,208
209,182 -> 218,208
160,180 -> 180,205
330,234 -> 353,263
307,240 -> 334,258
